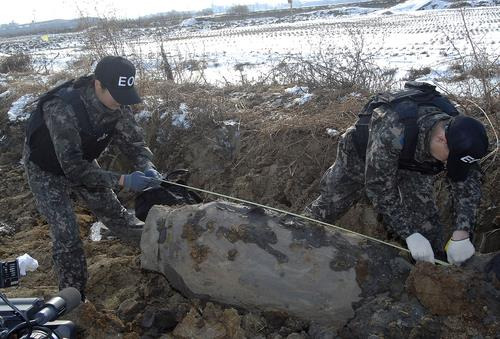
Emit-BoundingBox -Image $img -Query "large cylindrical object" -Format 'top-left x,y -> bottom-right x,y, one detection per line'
140,201 -> 411,327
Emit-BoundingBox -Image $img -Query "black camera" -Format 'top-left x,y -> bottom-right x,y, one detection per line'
0,260 -> 79,339
0,261 -> 19,289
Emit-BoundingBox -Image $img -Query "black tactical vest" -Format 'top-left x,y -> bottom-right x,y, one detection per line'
26,77 -> 117,175
353,81 -> 459,175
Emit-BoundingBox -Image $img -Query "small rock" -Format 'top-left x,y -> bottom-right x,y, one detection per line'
117,298 -> 143,323
286,333 -> 306,339
308,322 -> 337,339
153,308 -> 178,332
0,221 -> 14,236
241,312 -> 265,333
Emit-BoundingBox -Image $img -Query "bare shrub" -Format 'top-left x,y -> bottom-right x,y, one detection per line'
146,30 -> 211,85
166,59 -> 208,84
263,30 -> 396,94
449,1 -> 472,8
78,12 -> 155,85
0,54 -> 32,73
449,62 -> 465,74
405,66 -> 432,80
227,5 -> 250,16
79,12 -> 206,86
441,10 -> 499,115
32,52 -> 64,75
127,11 -> 191,28
132,80 -> 231,169
199,8 -> 214,16
469,62 -> 499,80
159,42 -> 174,81
80,16 -> 128,59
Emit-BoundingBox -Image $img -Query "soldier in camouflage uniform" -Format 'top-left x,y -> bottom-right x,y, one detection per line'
305,82 -> 489,265
23,56 -> 162,300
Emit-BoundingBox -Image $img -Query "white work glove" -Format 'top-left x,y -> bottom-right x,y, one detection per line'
446,238 -> 475,265
405,232 -> 435,264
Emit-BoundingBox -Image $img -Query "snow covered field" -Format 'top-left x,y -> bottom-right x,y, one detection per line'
0,0 -> 498,86
160,5 -> 499,84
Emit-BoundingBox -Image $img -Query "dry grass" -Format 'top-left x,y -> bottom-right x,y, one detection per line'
405,66 -> 432,80
109,80 -> 366,214
0,54 -> 32,73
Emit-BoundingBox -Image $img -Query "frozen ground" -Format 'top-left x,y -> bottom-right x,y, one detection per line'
161,6 -> 499,84
0,0 -> 498,86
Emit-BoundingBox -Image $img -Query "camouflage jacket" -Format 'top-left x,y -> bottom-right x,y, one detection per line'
39,80 -> 155,189
364,105 -> 482,237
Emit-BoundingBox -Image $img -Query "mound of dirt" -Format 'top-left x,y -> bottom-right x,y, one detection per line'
0,81 -> 499,338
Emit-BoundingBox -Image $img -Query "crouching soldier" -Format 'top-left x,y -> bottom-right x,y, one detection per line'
23,56 -> 163,300
305,81 -> 489,265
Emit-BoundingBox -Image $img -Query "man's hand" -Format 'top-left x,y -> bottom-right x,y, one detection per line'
405,232 -> 435,263
446,230 -> 475,265
121,171 -> 160,192
144,168 -> 162,180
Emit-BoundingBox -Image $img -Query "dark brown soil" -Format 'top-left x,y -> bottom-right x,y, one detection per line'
0,80 -> 498,338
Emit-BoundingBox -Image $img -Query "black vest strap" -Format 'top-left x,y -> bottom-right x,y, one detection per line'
394,99 -> 419,163
25,79 -> 75,147
26,79 -> 116,175
57,88 -> 93,135
352,82 -> 458,175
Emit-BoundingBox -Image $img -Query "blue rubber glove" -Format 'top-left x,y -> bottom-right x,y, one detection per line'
123,171 -> 160,192
144,168 -> 162,180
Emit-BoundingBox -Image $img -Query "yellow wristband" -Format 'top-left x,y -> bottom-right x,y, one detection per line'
444,239 -> 451,252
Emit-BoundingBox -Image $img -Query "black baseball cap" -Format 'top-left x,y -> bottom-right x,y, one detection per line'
94,56 -> 141,105
446,116 -> 489,181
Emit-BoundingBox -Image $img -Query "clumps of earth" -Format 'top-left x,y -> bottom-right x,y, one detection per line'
1,79 -> 499,338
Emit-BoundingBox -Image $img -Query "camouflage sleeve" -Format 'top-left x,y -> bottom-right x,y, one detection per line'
449,166 -> 482,234
364,106 -> 414,238
111,106 -> 155,172
42,99 -> 122,189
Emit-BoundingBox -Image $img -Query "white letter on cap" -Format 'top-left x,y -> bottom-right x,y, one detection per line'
460,155 -> 479,163
118,76 -> 127,87
127,76 -> 135,86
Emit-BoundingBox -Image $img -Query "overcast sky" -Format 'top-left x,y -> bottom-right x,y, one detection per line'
1,0 -> 292,25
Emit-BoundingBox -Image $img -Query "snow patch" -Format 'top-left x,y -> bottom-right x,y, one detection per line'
172,103 -> 191,128
90,221 -> 108,242
0,90 -> 10,99
381,0 -> 494,13
0,221 -> 14,235
136,109 -> 152,122
293,93 -> 313,105
285,86 -> 309,95
223,119 -> 239,127
7,94 -> 35,121
326,128 -> 340,137
180,18 -> 198,27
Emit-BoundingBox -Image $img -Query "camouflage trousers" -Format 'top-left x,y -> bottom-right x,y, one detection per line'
305,127 -> 445,252
23,146 -> 141,297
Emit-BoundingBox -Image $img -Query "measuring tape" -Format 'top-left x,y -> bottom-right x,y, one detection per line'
159,179 -> 450,266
